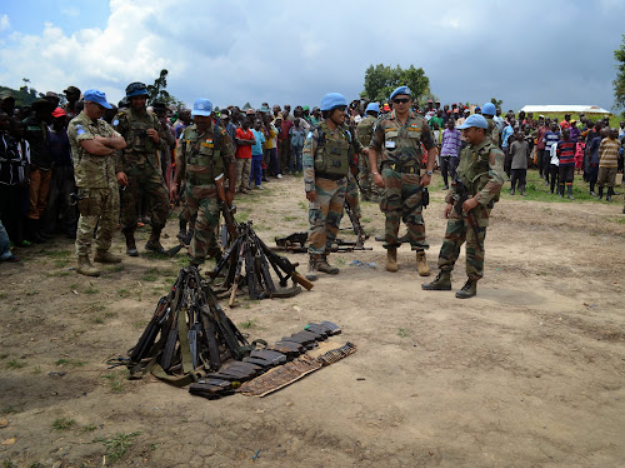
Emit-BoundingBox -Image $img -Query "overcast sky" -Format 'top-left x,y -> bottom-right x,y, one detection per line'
1,0 -> 623,112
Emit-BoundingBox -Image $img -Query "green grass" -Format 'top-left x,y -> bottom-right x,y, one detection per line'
607,216 -> 625,224
335,256 -> 346,266
0,293 -> 6,299
54,259 -> 70,268
0,406 -> 20,415
106,264 -> 125,273
32,365 -> 42,375
26,290 -> 39,296
283,215 -> 298,222
298,201 -> 307,211
498,171 -> 607,204
7,359 -> 26,369
118,289 -> 130,298
102,371 -> 127,393
81,424 -> 97,433
397,328 -> 411,338
95,432 -> 140,463
85,287 -> 100,295
52,417 -> 76,431
239,319 -> 258,329
42,249 -> 72,259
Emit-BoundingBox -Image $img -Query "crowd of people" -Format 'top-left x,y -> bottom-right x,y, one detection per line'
1,83 -> 623,274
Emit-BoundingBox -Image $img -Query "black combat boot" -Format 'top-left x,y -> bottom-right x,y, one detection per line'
26,219 -> 45,244
146,228 -> 167,254
598,186 -> 604,200
421,270 -> 452,290
606,187 -> 613,202
559,184 -> 564,198
455,279 -> 477,299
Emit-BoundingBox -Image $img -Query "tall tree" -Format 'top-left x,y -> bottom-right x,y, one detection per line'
613,35 -> 625,112
361,64 -> 431,102
491,97 -> 503,108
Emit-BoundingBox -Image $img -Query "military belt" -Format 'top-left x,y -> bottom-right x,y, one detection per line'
385,162 -> 419,175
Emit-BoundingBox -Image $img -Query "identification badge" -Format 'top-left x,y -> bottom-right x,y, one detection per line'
385,141 -> 396,149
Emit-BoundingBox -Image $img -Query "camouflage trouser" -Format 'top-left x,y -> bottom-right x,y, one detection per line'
438,205 -> 490,280
358,154 -> 380,200
177,183 -> 197,231
75,186 -> 119,256
344,172 -> 361,219
185,184 -> 221,264
120,164 -> 169,234
381,167 -> 427,250
308,177 -> 347,255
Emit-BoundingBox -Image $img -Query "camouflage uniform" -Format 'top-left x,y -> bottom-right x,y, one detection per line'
303,121 -> 364,255
486,117 -> 500,146
177,122 -> 235,264
369,110 -> 435,250
438,139 -> 505,279
113,108 -> 169,247
356,114 -> 380,200
67,111 -> 120,256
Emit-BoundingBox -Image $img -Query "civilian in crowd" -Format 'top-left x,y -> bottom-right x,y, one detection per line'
501,118 -> 515,179
439,118 -> 461,190
596,128 -> 622,201
63,86 -> 81,120
249,117 -> 266,190
543,122 -> 560,189
310,107 -> 321,126
574,137 -> 585,175
587,129 -> 603,196
569,120 -> 580,143
548,133 -> 560,195
509,131 -> 529,195
263,113 -> 280,179
235,115 -> 255,194
174,109 -> 191,139
289,118 -> 306,174
40,107 -> 77,239
556,128 -> 576,199
24,99 -> 56,243
278,112 -> 293,174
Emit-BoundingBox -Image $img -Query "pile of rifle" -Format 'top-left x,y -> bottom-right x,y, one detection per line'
207,221 -> 314,307
273,231 -> 372,254
127,266 -> 259,387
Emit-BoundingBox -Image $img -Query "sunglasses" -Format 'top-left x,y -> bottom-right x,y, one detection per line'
393,98 -> 410,104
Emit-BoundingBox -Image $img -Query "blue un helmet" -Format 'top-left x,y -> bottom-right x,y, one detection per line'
191,98 -> 213,117
482,103 -> 496,116
365,102 -> 380,115
125,82 -> 149,98
320,93 -> 347,112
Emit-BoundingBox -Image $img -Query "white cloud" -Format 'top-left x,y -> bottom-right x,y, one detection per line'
0,0 -> 623,111
0,14 -> 10,32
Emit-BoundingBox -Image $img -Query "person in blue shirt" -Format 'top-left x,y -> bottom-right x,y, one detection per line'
249,117 -> 266,190
501,118 -> 516,180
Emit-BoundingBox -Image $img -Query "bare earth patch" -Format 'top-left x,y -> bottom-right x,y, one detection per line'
1,174 -> 624,467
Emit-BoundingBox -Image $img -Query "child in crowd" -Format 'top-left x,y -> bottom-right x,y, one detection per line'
556,128 -> 576,199
249,118 -> 266,190
574,138 -> 585,175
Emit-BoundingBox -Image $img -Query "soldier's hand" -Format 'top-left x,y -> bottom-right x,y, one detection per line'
116,171 -> 128,187
420,173 -> 431,187
444,203 -> 453,219
373,173 -> 385,188
146,128 -> 160,143
462,197 -> 479,213
169,184 -> 179,202
306,190 -> 317,202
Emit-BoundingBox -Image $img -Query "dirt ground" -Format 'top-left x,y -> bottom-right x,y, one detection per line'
1,173 -> 624,468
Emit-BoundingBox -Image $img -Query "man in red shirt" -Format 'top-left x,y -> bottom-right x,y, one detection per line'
559,114 -> 572,130
235,116 -> 255,193
278,115 -> 293,174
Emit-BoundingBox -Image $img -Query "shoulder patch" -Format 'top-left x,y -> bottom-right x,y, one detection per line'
112,119 -> 119,126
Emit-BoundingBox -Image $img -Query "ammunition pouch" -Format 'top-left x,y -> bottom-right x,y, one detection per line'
383,161 -> 420,175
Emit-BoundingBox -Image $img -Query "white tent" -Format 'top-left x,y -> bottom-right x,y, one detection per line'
519,105 -> 611,115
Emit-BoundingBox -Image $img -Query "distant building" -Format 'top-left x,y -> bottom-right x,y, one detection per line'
519,105 -> 611,116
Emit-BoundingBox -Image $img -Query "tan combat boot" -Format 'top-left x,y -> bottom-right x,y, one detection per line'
94,249 -> 122,264
317,255 -> 339,275
386,247 -> 398,272
77,255 -> 100,277
416,250 -> 431,276
305,255 -> 320,281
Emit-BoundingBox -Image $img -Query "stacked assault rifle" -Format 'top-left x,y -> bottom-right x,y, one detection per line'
209,176 -> 314,306
124,267 -> 353,398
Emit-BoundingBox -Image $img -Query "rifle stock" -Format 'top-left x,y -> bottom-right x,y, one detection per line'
215,173 -> 238,240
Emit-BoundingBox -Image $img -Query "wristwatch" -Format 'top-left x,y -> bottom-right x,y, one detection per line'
425,170 -> 433,176
372,172 -> 379,176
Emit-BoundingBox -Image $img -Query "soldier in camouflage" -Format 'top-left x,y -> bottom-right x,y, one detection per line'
356,102 -> 381,201
67,90 -> 127,276
170,98 -> 236,266
481,103 -> 500,146
422,114 -> 505,299
303,93 -> 367,281
368,86 -> 437,276
113,82 -> 170,256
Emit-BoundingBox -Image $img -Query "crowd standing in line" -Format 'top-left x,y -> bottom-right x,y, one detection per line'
1,85 -> 624,299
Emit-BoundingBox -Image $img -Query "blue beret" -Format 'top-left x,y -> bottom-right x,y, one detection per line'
390,86 -> 411,100
456,114 -> 488,130
365,102 -> 380,114
83,89 -> 112,109
192,98 -> 213,117
482,103 -> 496,115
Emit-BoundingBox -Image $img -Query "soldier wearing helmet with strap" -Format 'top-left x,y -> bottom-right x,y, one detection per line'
303,92 -> 367,281
356,102 -> 381,201
368,85 -> 437,276
113,82 -> 170,256
481,102 -> 500,146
